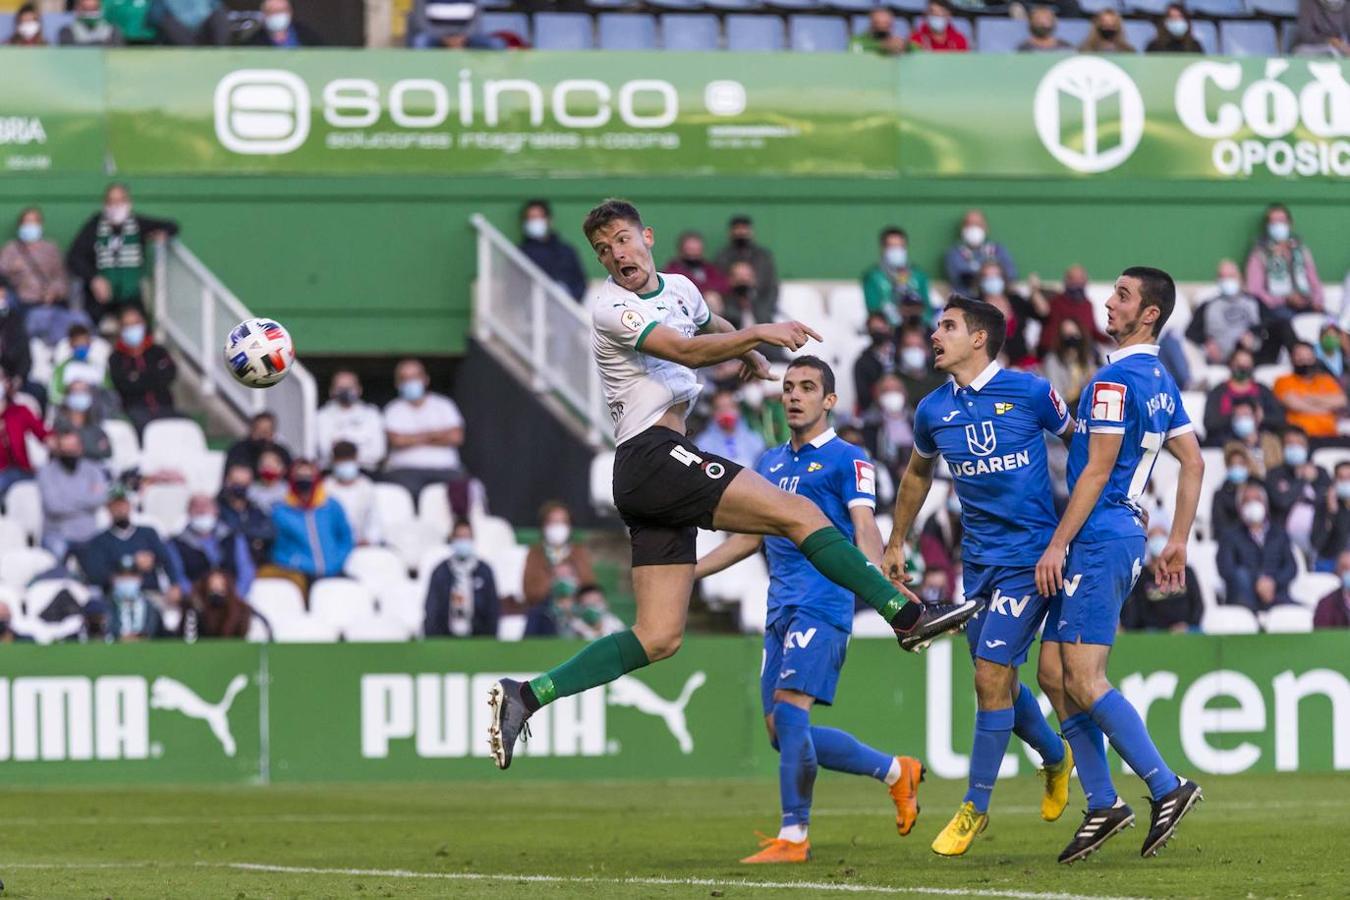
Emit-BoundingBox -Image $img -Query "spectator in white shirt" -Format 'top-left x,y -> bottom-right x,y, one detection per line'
382,358 -> 466,500
322,440 -> 381,546
315,369 -> 386,470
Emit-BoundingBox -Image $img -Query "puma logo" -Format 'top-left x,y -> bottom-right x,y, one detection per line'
150,675 -> 249,757
942,410 -> 960,422
608,672 -> 706,755
1063,574 -> 1083,597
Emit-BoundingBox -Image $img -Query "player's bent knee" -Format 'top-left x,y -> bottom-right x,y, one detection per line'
642,631 -> 683,662
1063,671 -> 1105,710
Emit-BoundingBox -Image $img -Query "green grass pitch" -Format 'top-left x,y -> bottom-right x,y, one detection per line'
1,771 -> 1345,898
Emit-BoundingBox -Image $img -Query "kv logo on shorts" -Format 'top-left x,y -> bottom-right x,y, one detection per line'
669,444 -> 725,479
1064,574 -> 1083,596
989,588 -> 1032,618
784,628 -> 817,649
964,421 -> 997,457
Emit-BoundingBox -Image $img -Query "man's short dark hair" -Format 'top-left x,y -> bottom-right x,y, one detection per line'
1122,266 -> 1176,338
68,323 -> 90,341
582,199 -> 643,242
451,517 -> 473,535
332,440 -> 357,461
252,411 -> 276,426
1232,397 -> 1256,412
1228,346 -> 1254,366
1265,202 -> 1291,222
944,294 -> 1006,361
521,198 -> 551,219
1284,425 -> 1309,443
786,355 -> 836,396
1336,462 -> 1350,478
880,226 -> 907,244
729,214 -> 752,228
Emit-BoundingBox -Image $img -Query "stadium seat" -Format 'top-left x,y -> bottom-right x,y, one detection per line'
1201,604 -> 1258,635
887,0 -> 927,14
1054,18 -> 1092,45
975,17 -> 1027,52
827,0 -> 878,12
1220,19 -> 1277,55
184,450 -> 225,496
389,520 -> 444,572
726,14 -> 786,50
1123,0 -> 1169,15
140,419 -> 207,476
1291,313 -> 1325,346
41,13 -> 71,39
343,614 -> 414,642
103,419 -> 141,476
28,339 -> 53,386
707,0 -> 766,10
373,483 -> 416,531
1180,391 -> 1207,441
248,578 -> 307,628
826,285 -> 868,334
1188,539 -> 1221,608
778,283 -> 827,324
852,609 -> 897,637
272,615 -> 341,643
417,483 -> 453,540
1245,0 -> 1297,16
345,545 -> 408,586
140,483 -> 191,536
598,13 -> 658,49
1289,572 -> 1338,608
1189,19 -> 1218,52
23,578 -> 89,619
471,515 -> 518,556
738,569 -> 769,633
3,481 -> 42,545
497,613 -> 527,641
486,542 -> 529,600
309,577 -> 377,631
533,12 -> 595,50
0,547 -> 55,590
479,12 -> 531,42
589,450 -> 616,513
1188,0 -> 1245,16
1263,604 -> 1314,633
1312,447 -> 1350,473
774,0 -> 824,11
1075,0 -> 1120,13
788,15 -> 848,50
378,583 -> 425,634
649,0 -> 704,11
0,519 -> 26,555
1122,18 -> 1156,50
660,13 -> 720,48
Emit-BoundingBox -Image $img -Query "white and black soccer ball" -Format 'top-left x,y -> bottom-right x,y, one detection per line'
224,317 -> 295,389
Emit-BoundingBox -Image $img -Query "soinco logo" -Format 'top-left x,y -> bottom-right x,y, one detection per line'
1034,57 -> 1145,174
361,671 -> 707,759
215,69 -> 311,155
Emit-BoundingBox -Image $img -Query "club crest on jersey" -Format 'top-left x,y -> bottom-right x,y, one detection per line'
1091,382 -> 1127,423
964,420 -> 998,457
807,462 -> 824,473
620,309 -> 644,332
994,402 -> 1015,415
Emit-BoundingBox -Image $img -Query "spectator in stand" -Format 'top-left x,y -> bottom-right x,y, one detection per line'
1266,427 -> 1328,540
8,4 -> 46,44
1212,446 -> 1256,538
218,463 -> 274,565
1202,347 -> 1285,446
50,324 -> 114,413
862,227 -> 931,328
1146,4 -> 1206,52
424,519 -> 500,638
1274,341 -> 1346,444
740,376 -> 788,449
250,448 -> 290,511
383,358 -> 467,500
1246,204 -> 1324,316
713,215 -> 779,323
77,486 -> 185,601
0,298 -> 31,391
854,313 -> 897,417
896,326 -> 944,405
150,0 -> 229,45
0,371 -> 47,494
322,441 -> 381,546
721,261 -> 769,332
59,0 -> 125,45
975,260 -> 1045,366
109,307 -> 177,434
167,494 -> 255,599
1312,461 -> 1350,568
521,501 -> 595,637
225,411 -> 292,475
263,459 -> 354,596
0,208 -> 68,317
916,567 -> 952,605
1080,9 -> 1135,52
665,232 -> 729,309
1292,0 -> 1350,56
1313,551 -> 1350,628
0,602 -> 31,643
411,0 -> 505,49
1017,5 -> 1073,51
107,555 -> 164,642
52,380 -> 113,463
1187,260 -> 1271,365
554,583 -> 625,639
1218,482 -> 1296,611
943,209 -> 1018,294
104,0 -> 159,44
315,370 -> 386,471
37,429 -> 108,560
1216,398 -> 1282,474
850,7 -> 908,55
1034,265 -> 1108,357
861,373 -> 912,483
183,568 -> 251,640
1315,321 -> 1347,384
910,0 -> 968,51
918,484 -> 962,588
693,388 -> 766,469
1042,318 -> 1097,410
1121,525 -> 1203,632
249,0 -> 323,47
519,199 -> 586,302
68,183 -> 179,322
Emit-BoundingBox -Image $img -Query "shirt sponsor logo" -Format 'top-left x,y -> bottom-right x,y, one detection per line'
1091,382 -> 1128,423
853,460 -> 876,496
951,450 -> 1032,477
964,420 -> 998,457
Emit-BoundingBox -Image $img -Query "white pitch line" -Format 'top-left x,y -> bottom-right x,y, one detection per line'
215,862 -> 1152,900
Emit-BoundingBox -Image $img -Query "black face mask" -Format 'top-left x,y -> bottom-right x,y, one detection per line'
58,455 -> 80,472
872,28 -> 890,38
1231,367 -> 1253,382
292,478 -> 315,496
732,284 -> 752,297
334,389 -> 357,406
1030,23 -> 1053,37
1098,26 -> 1119,38
870,330 -> 892,345
731,236 -> 750,249
681,256 -> 702,269
111,516 -> 131,529
224,484 -> 249,502
1294,363 -> 1315,377
207,591 -> 227,607
1062,335 -> 1084,350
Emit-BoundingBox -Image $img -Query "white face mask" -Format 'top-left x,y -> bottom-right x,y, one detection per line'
900,346 -> 927,371
1164,16 -> 1188,37
1240,500 -> 1266,526
16,20 -> 39,40
927,13 -> 949,32
980,275 -> 1005,296
879,391 -> 905,415
961,225 -> 985,247
544,522 -> 571,546
264,12 -> 291,31
105,203 -> 130,225
1147,535 -> 1168,558
1267,221 -> 1290,242
1218,277 -> 1241,297
451,537 -> 475,560
883,246 -> 908,269
523,218 -> 549,240
190,514 -> 217,534
333,460 -> 360,482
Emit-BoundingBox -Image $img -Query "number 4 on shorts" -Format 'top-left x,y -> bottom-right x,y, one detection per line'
669,445 -> 703,467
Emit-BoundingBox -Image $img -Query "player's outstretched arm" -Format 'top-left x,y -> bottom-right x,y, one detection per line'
1156,430 -> 1204,592
698,312 -> 771,381
641,320 -> 820,370
882,452 -> 936,586
695,532 -> 764,580
1034,431 -> 1124,597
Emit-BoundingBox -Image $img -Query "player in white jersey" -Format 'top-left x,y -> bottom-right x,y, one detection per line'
488,199 -> 979,770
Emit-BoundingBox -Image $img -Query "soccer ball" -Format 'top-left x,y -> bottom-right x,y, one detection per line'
224,317 -> 295,389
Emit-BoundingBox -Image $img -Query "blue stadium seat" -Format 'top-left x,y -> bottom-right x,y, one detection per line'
826,0 -> 880,11
480,12 -> 531,42
1190,19 -> 1218,52
1245,0 -> 1297,17
850,14 -> 910,41
1187,0 -> 1246,16
975,17 -> 1027,52
726,13 -> 786,49
478,0 -> 511,9
1076,0 -> 1120,13
950,16 -> 974,47
789,15 -> 849,49
706,0 -> 765,10
648,0 -> 703,9
1122,0 -> 1169,14
1057,18 -> 1092,45
773,0 -> 824,10
1123,18 -> 1155,50
1220,19 -> 1277,54
887,0 -> 927,14
0,14 -> 13,41
661,13 -> 721,49
599,13 -> 658,48
534,12 -> 595,49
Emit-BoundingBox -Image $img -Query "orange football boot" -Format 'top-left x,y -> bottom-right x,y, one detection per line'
889,756 -> 926,836
739,832 -> 812,864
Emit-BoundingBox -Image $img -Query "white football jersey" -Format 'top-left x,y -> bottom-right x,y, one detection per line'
591,272 -> 711,445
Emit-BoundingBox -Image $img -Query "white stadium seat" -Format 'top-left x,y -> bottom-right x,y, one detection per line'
0,547 -> 55,589
589,451 -> 616,513
1201,604 -> 1259,635
342,614 -> 413,642
1312,447 -> 1350,474
1262,604 -> 1313,633
0,583 -> 24,618
373,482 -> 416,529
0,519 -> 27,553
140,482 -> 191,536
4,480 -> 42,544
185,450 -> 225,495
418,482 -> 453,539
1179,391 -> 1206,442
472,515 -> 518,556
1291,312 -> 1325,346
23,578 -> 88,618
825,285 -> 868,335
1188,539 -> 1221,608
140,418 -> 207,476
308,577 -> 377,631
103,419 -> 142,476
388,520 -> 444,572
345,545 -> 407,586
247,578 -> 306,627
1289,572 -> 1338,609
378,582 -> 425,635
778,283 -> 826,325
1252,364 -> 1284,388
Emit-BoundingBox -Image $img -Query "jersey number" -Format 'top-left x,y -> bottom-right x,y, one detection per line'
1127,431 -> 1164,501
778,476 -> 800,494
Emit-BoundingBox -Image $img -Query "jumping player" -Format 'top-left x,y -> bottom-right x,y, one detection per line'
1034,267 -> 1205,863
696,356 -> 925,864
487,199 -> 979,769
881,295 -> 1076,857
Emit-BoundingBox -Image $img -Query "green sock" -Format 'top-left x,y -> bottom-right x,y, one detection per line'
799,526 -> 908,622
528,629 -> 650,708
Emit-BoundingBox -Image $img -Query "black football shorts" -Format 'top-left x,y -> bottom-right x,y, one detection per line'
613,426 -> 744,567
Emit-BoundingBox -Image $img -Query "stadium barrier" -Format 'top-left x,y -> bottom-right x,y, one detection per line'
0,635 -> 1344,785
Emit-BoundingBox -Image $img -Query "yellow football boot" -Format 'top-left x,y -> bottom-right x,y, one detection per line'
931,802 -> 989,857
1039,738 -> 1074,822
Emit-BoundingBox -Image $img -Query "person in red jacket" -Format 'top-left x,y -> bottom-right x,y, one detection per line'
910,0 -> 969,52
108,306 -> 177,435
1314,551 -> 1350,629
0,369 -> 48,494
1035,264 -> 1110,357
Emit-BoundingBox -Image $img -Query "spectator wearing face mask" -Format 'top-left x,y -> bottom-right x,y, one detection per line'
1212,446 -> 1257,538
861,373 -> 912,483
943,209 -> 1018,294
1121,525 -> 1203,632
108,307 -> 177,434
910,0 -> 968,51
218,463 -> 274,565
693,388 -> 766,469
1033,264 -> 1108,357
1274,341 -> 1346,442
665,231 -> 730,310
522,502 -> 595,636
49,324 -> 113,413
51,380 -> 112,463
1202,347 -> 1285,447
315,370 -> 386,471
1018,5 -> 1073,51
249,0 -> 323,47
1080,9 -> 1135,52
263,459 -> 354,597
917,567 -> 952,606
149,0 -> 230,46
896,327 -> 944,404
1246,204 -> 1324,316
1042,319 -> 1098,410
0,370 -> 48,495
77,486 -> 185,603
59,0 -> 126,45
1315,322 -> 1347,384
37,429 -> 108,560
975,261 -> 1045,367
518,199 -> 587,302
850,7 -> 908,54
249,449 -> 290,512
740,376 -> 789,449
1313,551 -> 1350,628
68,183 -> 178,322
383,358 -> 467,501
1312,462 -> 1350,568
713,215 -> 780,323
557,583 -> 626,640
854,313 -> 897,417
1147,4 -> 1205,52
411,0 -> 506,49
1218,483 -> 1296,611
1293,0 -> 1349,64
225,411 -> 293,476
106,554 -> 164,642
720,260 -> 770,333
424,519 -> 500,638
0,207 -> 68,315
322,441 -> 381,546
919,483 -> 962,588
167,494 -> 255,599
1266,427 -> 1329,534
1187,260 -> 1271,366
8,4 -> 46,44
182,568 -> 251,640
1218,399 -> 1282,474
862,227 -> 931,328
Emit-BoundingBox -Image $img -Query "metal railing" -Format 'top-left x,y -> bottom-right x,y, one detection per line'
153,240 -> 318,457
470,214 -> 610,448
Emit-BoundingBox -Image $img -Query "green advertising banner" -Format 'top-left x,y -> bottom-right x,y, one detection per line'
0,49 -> 107,174
0,633 -> 1346,785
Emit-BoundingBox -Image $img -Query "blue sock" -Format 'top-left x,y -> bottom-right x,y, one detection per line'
1063,712 -> 1117,811
810,726 -> 894,781
1089,689 -> 1180,801
773,703 -> 817,828
1013,683 -> 1064,767
963,707 -> 1014,814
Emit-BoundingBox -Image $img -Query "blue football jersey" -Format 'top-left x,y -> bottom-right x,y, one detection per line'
1067,344 -> 1192,542
757,429 -> 877,632
912,362 -> 1070,566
